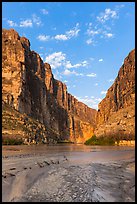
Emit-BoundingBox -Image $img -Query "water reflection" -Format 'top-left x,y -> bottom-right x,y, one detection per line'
2,143 -> 135,157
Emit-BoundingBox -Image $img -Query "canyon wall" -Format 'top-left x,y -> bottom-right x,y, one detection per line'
95,49 -> 135,139
2,28 -> 97,143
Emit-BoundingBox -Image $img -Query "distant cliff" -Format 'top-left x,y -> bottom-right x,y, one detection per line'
94,49 -> 135,139
2,28 -> 97,143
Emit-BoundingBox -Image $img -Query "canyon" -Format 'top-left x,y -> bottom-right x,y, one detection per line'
2,28 -> 96,143
2,28 -> 135,144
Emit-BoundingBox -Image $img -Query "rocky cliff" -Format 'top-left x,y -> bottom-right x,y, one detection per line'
2,28 -> 97,143
95,49 -> 135,140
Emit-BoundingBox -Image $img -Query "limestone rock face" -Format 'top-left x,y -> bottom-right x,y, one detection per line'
2,28 -> 96,143
95,49 -> 135,139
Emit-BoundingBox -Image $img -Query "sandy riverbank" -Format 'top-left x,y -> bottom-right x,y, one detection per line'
2,145 -> 135,202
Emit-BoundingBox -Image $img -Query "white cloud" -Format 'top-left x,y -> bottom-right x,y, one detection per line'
45,51 -> 88,70
108,79 -> 114,82
32,14 -> 42,26
86,38 -> 94,45
54,70 -> 62,80
19,14 -> 42,28
20,19 -> 33,27
75,96 -> 102,110
37,23 -> 80,42
99,58 -> 103,62
63,80 -> 68,83
37,35 -> 50,41
54,34 -> 68,41
54,23 -> 80,41
115,4 -> 125,10
86,22 -> 100,38
87,29 -> 99,36
105,33 -> 113,38
63,69 -> 76,76
39,46 -> 44,49
94,83 -> 98,86
66,23 -> 80,38
97,8 -> 118,23
62,69 -> 84,77
7,20 -> 17,27
45,52 -> 66,69
41,9 -> 49,15
65,60 -> 88,69
86,73 -> 97,77
101,90 -> 107,95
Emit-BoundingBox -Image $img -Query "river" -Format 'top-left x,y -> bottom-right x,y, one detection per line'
2,144 -> 135,202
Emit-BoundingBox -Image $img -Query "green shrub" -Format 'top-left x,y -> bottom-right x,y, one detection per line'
84,135 -> 115,146
2,138 -> 23,145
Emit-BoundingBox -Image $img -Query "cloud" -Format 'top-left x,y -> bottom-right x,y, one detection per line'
97,8 -> 118,23
54,23 -> 80,41
37,23 -> 80,42
66,23 -> 80,38
101,90 -> 107,95
65,60 -> 88,69
45,51 -> 88,70
54,34 -> 68,41
86,38 -> 94,45
62,69 -> 84,77
20,19 -> 33,27
41,9 -> 49,15
53,70 -> 62,80
87,29 -> 99,36
108,79 -> 114,82
63,69 -> 76,76
86,73 -> 97,77
63,80 -> 68,83
32,14 -> 42,26
94,83 -> 98,86
37,35 -> 50,41
104,33 -> 113,38
75,96 -> 102,110
45,52 -> 66,69
7,20 -> 17,27
18,14 -> 42,28
99,59 -> 103,62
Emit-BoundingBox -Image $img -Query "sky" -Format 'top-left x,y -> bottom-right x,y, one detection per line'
2,2 -> 135,110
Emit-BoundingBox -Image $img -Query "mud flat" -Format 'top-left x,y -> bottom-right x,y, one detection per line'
2,145 -> 135,202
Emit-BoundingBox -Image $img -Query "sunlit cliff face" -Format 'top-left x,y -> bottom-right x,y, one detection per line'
94,49 -> 135,139
2,28 -> 97,143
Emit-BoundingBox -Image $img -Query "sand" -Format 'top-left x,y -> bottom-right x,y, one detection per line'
2,145 -> 135,202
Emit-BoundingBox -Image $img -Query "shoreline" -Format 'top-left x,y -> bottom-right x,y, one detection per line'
2,146 -> 135,202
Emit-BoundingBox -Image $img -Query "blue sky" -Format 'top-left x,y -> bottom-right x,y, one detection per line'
2,2 -> 135,110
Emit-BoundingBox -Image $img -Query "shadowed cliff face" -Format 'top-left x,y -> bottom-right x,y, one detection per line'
95,49 -> 135,139
2,28 -> 97,143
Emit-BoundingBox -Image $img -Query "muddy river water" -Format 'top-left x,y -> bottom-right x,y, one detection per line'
2,144 -> 135,202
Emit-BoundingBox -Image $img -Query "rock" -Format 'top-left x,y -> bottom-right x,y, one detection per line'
94,49 -> 135,139
2,28 -> 134,143
2,28 -> 96,143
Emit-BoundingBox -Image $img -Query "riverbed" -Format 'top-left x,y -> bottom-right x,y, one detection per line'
2,144 -> 135,202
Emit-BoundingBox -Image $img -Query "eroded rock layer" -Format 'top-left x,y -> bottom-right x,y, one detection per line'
95,49 -> 135,139
2,28 -> 97,143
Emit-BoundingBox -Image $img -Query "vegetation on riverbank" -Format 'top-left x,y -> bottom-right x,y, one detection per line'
2,137 -> 24,145
84,134 -> 135,146
84,135 -> 115,145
